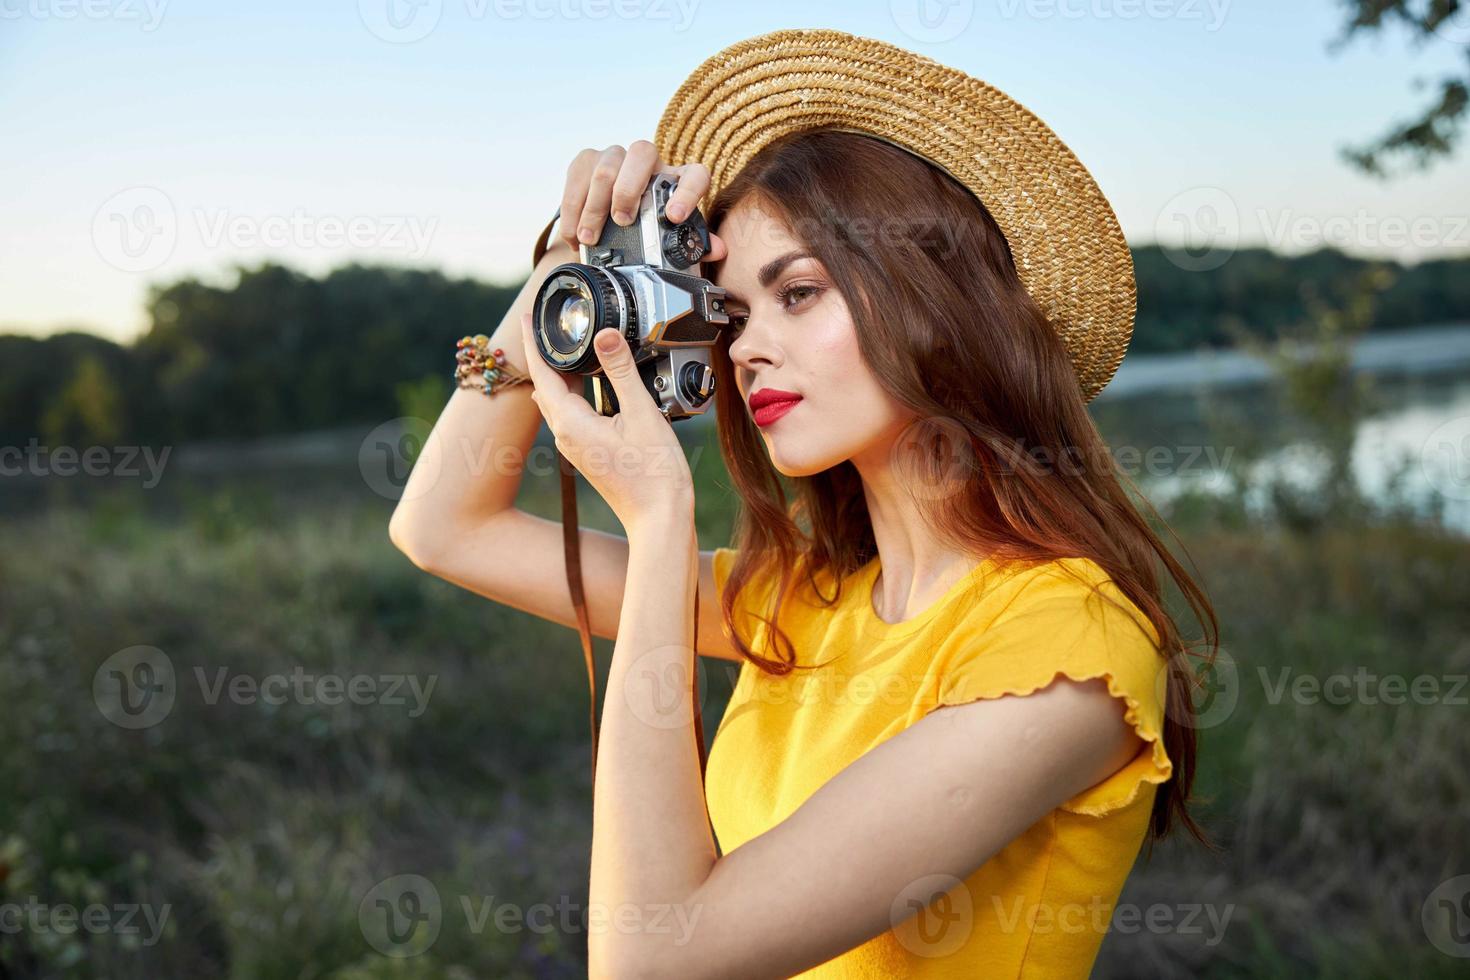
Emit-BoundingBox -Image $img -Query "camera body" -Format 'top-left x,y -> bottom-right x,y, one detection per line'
530,173 -> 729,422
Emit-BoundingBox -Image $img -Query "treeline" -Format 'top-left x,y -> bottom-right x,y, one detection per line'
2,246 -> 1467,446
1132,245 -> 1470,351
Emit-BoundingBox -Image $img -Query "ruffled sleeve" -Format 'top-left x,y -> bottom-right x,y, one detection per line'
929,558 -> 1173,817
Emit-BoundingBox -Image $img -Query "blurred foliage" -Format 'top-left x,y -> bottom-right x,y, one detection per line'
2,247 -> 1468,448
1131,245 -> 1469,353
0,263 -> 521,448
1330,0 -> 1469,177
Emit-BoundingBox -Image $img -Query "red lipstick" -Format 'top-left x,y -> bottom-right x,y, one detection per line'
748,388 -> 803,428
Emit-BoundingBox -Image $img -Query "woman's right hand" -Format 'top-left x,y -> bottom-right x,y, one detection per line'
559,140 -> 727,261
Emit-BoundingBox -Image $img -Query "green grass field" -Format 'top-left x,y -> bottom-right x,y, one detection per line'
3,396 -> 1468,977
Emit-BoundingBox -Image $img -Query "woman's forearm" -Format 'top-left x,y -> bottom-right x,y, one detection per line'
588,500 -> 717,971
389,236 -> 575,563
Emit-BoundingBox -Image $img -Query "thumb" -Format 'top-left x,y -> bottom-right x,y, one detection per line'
593,329 -> 650,414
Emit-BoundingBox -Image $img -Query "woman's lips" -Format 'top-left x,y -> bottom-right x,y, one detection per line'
753,397 -> 802,427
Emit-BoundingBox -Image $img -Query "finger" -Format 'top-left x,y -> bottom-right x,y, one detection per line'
662,163 -> 710,225
520,312 -> 595,431
610,140 -> 660,227
577,145 -> 626,246
705,230 -> 727,264
560,148 -> 598,253
591,327 -> 658,423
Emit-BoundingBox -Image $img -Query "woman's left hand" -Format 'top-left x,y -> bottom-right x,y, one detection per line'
518,311 -> 695,534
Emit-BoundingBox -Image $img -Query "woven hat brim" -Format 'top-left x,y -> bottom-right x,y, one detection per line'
654,28 -> 1136,403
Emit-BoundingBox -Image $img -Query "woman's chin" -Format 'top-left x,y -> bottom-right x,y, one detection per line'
765,442 -> 839,479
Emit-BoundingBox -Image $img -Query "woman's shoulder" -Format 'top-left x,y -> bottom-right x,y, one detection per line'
966,554 -> 1160,643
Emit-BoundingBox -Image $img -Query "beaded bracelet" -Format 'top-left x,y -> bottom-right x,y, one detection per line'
454,333 -> 531,396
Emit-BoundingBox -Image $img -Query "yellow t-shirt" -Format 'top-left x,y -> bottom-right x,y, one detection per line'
707,547 -> 1172,979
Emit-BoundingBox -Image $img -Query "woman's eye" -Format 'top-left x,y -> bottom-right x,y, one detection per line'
728,284 -> 820,335
779,283 -> 825,311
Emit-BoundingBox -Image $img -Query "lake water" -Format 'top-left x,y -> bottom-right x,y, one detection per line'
5,325 -> 1467,534
1091,323 -> 1470,534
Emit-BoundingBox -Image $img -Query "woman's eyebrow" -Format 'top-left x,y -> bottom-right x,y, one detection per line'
719,250 -> 812,304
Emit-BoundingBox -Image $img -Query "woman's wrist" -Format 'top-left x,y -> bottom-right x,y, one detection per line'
626,495 -> 696,549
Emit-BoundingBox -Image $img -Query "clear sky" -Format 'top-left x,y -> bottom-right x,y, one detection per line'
3,0 -> 1467,341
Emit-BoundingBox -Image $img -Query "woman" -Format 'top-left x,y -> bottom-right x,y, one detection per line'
392,29 -> 1219,979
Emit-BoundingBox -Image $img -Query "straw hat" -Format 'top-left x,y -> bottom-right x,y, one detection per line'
653,28 -> 1136,403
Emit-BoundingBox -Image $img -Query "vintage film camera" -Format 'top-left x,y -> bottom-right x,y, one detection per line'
530,173 -> 729,421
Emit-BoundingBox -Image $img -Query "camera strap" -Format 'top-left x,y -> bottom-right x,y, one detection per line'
532,211 -> 709,806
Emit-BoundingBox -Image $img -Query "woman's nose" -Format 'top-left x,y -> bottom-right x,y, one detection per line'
729,318 -> 779,370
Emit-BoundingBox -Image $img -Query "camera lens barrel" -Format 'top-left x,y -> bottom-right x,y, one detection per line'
532,263 -> 638,373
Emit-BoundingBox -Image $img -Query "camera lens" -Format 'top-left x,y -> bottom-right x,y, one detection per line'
547,292 -> 593,355
533,265 -> 635,373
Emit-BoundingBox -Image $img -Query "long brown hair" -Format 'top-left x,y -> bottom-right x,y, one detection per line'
704,129 -> 1219,846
